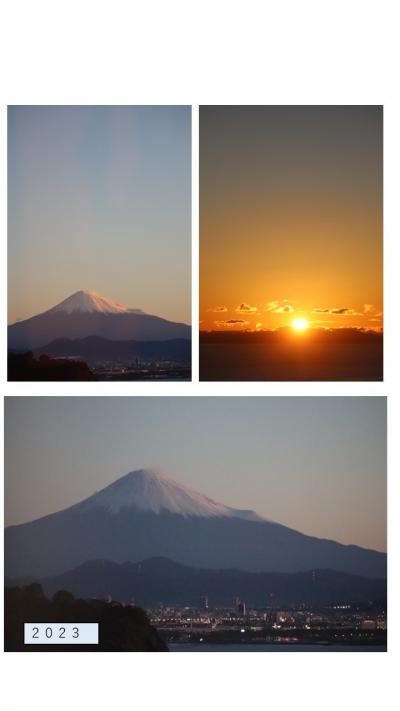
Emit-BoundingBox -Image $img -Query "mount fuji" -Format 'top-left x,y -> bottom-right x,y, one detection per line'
8,290 -> 191,351
5,469 -> 386,580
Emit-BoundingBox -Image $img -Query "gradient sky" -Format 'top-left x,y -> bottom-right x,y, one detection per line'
8,106 -> 191,324
200,106 -> 383,332
5,397 -> 386,552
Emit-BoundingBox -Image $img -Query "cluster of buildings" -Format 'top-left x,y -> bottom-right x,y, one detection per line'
92,359 -> 191,380
148,598 -> 386,646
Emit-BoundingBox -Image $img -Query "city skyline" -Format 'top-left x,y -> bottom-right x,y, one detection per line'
8,105 -> 191,325
5,397 -> 386,552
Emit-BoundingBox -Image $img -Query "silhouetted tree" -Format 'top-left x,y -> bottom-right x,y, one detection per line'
5,585 -> 168,652
8,352 -> 95,381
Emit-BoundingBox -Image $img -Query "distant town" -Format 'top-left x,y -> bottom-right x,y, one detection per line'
8,352 -> 191,381
149,598 -> 386,648
90,357 -> 191,381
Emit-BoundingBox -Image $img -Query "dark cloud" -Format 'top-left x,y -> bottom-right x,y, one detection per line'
211,305 -> 228,313
331,308 -> 356,315
312,307 -> 361,316
235,302 -> 257,313
213,318 -> 248,328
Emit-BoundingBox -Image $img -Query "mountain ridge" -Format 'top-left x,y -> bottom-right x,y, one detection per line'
6,556 -> 386,607
31,336 -> 191,363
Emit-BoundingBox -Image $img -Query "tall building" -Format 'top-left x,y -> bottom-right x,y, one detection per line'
237,600 -> 246,615
199,595 -> 209,611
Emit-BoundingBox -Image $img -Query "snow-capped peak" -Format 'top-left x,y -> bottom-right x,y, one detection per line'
47,290 -> 142,315
75,468 -> 264,521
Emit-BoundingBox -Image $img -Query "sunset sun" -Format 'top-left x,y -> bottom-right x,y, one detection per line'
292,318 -> 309,332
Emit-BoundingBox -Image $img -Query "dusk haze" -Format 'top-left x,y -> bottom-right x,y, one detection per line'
8,106 -> 191,381
4,396 -> 387,652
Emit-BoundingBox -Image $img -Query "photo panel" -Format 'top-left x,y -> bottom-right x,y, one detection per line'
8,105 -> 192,381
4,396 -> 386,652
200,106 -> 383,381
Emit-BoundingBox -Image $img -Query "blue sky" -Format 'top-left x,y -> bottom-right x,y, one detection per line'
5,397 -> 386,551
8,106 -> 191,324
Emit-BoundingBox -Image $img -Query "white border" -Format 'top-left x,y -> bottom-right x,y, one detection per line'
1,2 -> 399,711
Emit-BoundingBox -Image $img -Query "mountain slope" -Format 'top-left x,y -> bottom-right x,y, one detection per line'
8,291 -> 191,350
27,557 -> 387,607
4,469 -> 386,579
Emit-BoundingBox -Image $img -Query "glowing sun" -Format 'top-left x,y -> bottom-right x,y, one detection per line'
292,318 -> 309,332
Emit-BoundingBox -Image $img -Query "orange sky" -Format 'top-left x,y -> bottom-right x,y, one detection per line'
200,106 -> 383,332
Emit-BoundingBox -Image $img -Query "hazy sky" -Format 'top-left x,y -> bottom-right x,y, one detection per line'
200,106 -> 383,332
5,397 -> 386,551
8,106 -> 191,324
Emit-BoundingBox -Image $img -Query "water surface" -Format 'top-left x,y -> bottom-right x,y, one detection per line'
170,643 -> 386,652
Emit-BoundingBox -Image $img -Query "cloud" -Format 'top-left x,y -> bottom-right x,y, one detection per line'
209,305 -> 228,313
366,307 -> 383,323
329,308 -> 360,315
235,302 -> 258,313
264,300 -> 294,314
275,304 -> 294,313
213,319 -> 249,328
312,307 -> 362,316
